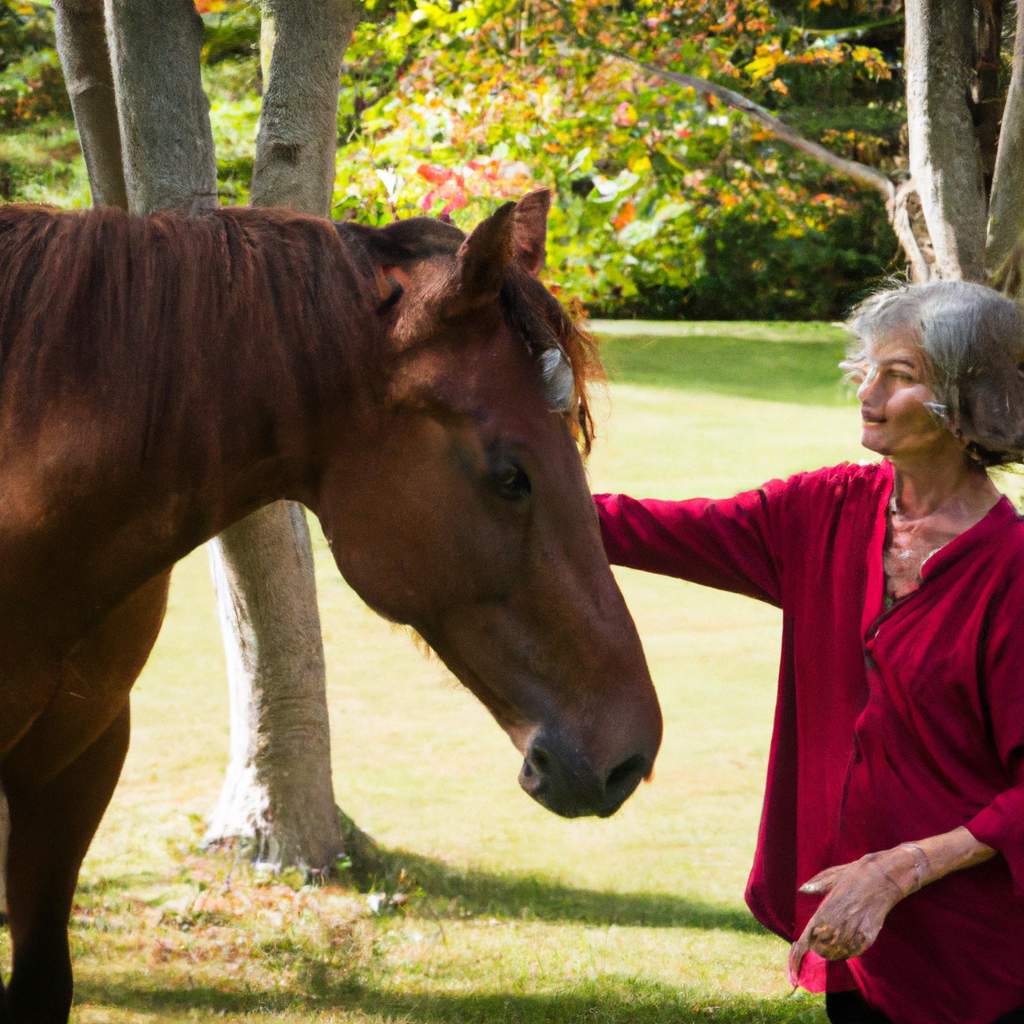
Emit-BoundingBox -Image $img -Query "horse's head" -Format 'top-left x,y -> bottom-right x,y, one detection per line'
319,191 -> 662,818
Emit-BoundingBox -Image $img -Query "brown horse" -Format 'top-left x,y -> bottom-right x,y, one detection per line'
0,190 -> 661,1022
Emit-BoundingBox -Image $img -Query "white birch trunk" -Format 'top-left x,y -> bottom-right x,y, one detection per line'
986,0 -> 1024,294
202,0 -> 357,872
53,0 -> 128,209
104,0 -> 218,216
905,0 -> 988,281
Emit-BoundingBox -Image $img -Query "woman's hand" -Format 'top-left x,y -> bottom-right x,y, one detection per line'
788,845 -> 925,977
789,828 -> 996,981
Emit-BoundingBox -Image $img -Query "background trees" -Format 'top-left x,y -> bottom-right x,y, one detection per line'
12,0 -> 1008,312
2,0 -> 908,319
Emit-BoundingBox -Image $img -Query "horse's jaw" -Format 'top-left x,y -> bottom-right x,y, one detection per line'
416,618 -> 662,820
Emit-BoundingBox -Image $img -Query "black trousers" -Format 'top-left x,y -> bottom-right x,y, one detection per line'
826,991 -> 1024,1024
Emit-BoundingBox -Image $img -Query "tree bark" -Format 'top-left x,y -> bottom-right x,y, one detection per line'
253,0 -> 356,214
202,0 -> 358,873
104,0 -> 218,216
904,0 -> 988,281
205,505 -> 344,870
53,0 -> 128,209
986,0 -> 1024,294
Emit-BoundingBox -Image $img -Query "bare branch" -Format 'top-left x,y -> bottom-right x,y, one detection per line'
891,179 -> 932,283
624,58 -> 895,204
543,2 -> 895,204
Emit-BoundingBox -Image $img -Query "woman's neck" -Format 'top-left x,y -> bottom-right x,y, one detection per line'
889,450 -> 999,525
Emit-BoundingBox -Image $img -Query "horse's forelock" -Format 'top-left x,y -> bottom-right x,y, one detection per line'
538,347 -> 575,413
499,265 -> 603,455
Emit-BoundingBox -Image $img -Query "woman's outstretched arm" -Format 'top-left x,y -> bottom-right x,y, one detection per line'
594,489 -> 785,606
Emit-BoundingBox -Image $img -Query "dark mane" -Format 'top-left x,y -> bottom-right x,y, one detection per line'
0,205 -> 381,458
0,206 -> 603,462
341,216 -> 465,265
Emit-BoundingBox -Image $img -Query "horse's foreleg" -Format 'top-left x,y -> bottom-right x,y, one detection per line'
2,704 -> 130,1024
0,569 -> 169,1024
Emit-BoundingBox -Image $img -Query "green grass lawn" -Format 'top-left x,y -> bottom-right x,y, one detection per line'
15,325 -> 877,1024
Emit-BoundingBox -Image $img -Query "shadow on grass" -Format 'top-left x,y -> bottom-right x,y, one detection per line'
597,332 -> 855,407
341,821 -> 765,934
74,976 -> 826,1024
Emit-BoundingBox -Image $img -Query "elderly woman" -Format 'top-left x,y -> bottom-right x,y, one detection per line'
595,281 -> 1024,1024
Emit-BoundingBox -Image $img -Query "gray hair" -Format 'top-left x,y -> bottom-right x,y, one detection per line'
846,281 -> 1024,466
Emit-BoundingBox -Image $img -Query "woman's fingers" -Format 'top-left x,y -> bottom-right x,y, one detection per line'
810,920 -> 870,959
798,862 -> 854,895
788,918 -> 816,983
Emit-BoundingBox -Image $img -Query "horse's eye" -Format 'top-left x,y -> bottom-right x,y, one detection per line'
492,463 -> 531,500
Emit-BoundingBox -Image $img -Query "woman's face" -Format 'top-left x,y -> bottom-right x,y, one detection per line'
856,331 -> 958,462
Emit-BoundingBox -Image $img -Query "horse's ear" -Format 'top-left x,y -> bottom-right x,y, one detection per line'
450,201 -> 516,313
514,189 -> 550,277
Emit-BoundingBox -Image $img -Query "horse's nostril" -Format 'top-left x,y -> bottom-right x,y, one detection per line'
530,746 -> 552,774
605,753 -> 647,799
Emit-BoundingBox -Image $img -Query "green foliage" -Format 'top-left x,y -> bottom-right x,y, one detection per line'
0,122 -> 86,204
199,2 -> 259,67
329,0 -> 903,318
0,0 -> 54,69
0,0 -> 904,319
0,1 -> 70,126
599,187 -> 896,321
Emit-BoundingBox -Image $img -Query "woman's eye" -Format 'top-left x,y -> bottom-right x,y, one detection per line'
492,464 -> 531,500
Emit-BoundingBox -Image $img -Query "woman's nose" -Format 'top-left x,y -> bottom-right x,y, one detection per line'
857,367 -> 879,403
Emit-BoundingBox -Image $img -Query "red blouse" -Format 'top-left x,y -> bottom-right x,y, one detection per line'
595,461 -> 1024,1024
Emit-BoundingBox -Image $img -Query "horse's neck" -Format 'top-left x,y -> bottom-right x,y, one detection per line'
0,224 -> 365,656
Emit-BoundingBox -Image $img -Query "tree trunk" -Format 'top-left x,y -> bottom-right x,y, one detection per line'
904,0 -> 988,281
987,0 -> 1024,294
104,0 -> 218,216
52,0 -> 347,872
202,0 -> 358,873
205,505 -> 344,870
53,0 -> 128,209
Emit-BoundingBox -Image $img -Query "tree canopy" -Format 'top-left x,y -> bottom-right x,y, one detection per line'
2,0 -> 915,318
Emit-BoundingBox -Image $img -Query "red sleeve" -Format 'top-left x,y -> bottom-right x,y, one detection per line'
966,575 -> 1024,895
593,486 -> 784,607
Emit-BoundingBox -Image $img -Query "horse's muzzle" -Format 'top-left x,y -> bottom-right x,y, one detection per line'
517,731 -> 651,818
